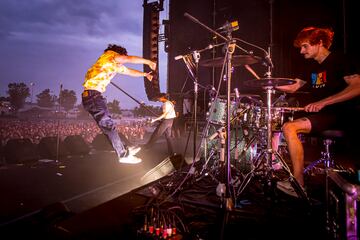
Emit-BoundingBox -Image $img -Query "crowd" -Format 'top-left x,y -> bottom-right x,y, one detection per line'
0,118 -> 148,147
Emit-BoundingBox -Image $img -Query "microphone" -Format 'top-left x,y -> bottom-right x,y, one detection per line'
203,44 -> 214,51
234,88 -> 240,99
217,20 -> 239,32
174,55 -> 184,60
192,50 -> 200,63
175,44 -> 215,61
263,54 -> 274,68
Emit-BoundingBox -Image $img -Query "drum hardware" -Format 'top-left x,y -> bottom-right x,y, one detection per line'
235,77 -> 310,203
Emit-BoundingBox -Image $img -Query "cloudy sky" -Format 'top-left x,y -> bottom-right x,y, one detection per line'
0,0 -> 168,109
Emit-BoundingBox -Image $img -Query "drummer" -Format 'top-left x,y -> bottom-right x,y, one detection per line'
274,26 -> 360,197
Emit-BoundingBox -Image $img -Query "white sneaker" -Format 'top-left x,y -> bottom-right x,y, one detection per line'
128,146 -> 141,155
119,155 -> 142,164
277,180 -> 298,198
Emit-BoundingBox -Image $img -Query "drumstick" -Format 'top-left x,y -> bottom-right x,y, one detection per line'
286,107 -> 304,111
244,64 -> 260,80
277,107 -> 305,111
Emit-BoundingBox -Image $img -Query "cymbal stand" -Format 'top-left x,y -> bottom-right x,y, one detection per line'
223,38 -> 236,209
195,40 -> 237,209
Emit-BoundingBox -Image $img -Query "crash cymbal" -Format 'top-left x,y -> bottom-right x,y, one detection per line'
244,78 -> 296,88
200,55 -> 261,67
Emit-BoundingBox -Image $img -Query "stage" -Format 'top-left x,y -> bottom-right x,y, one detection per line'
0,133 -> 357,239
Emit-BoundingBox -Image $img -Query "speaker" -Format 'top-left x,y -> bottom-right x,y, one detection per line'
38,136 -> 68,159
327,171 -> 360,239
142,0 -> 161,100
140,154 -> 185,185
63,135 -> 90,156
4,138 -> 39,164
91,133 -> 113,151
92,133 -> 132,151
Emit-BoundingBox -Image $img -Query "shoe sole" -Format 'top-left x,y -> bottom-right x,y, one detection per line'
129,147 -> 141,155
118,155 -> 142,164
119,159 -> 142,164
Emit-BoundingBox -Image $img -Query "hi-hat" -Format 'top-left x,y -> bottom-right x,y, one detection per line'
200,55 -> 261,67
244,77 -> 296,88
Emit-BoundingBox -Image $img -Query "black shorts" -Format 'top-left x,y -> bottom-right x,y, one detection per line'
292,107 -> 356,135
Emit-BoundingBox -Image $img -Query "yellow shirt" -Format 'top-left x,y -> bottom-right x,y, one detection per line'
83,50 -> 127,93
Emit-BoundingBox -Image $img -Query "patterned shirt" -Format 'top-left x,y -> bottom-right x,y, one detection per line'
83,50 -> 127,93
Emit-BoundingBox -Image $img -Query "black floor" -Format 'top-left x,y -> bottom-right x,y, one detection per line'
0,132 -> 358,239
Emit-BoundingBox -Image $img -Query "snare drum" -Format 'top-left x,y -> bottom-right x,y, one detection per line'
260,107 -> 294,131
207,98 -> 237,125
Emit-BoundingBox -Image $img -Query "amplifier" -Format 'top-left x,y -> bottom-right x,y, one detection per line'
327,171 -> 360,240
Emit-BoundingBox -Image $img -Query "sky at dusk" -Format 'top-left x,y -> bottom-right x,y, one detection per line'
0,0 -> 168,109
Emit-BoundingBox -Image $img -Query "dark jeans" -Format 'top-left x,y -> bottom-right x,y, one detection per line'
144,119 -> 174,155
82,90 -> 127,158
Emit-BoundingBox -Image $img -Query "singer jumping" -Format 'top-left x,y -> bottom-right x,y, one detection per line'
82,44 -> 156,164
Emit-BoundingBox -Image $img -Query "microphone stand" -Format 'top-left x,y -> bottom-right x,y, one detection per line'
110,82 -> 157,116
192,51 -> 200,162
175,46 -> 212,163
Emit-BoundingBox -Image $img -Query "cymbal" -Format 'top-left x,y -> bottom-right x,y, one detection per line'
244,78 -> 296,88
200,55 -> 261,67
218,93 -> 260,98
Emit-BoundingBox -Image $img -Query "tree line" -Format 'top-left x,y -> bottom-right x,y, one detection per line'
1,82 -> 160,117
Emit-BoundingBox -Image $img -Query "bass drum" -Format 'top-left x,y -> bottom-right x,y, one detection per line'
205,125 -> 258,174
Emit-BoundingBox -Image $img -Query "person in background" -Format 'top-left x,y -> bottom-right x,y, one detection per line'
143,94 -> 177,156
82,44 -> 156,164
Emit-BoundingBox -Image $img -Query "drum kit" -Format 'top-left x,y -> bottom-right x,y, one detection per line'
199,58 -> 308,199
175,13 -> 309,206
